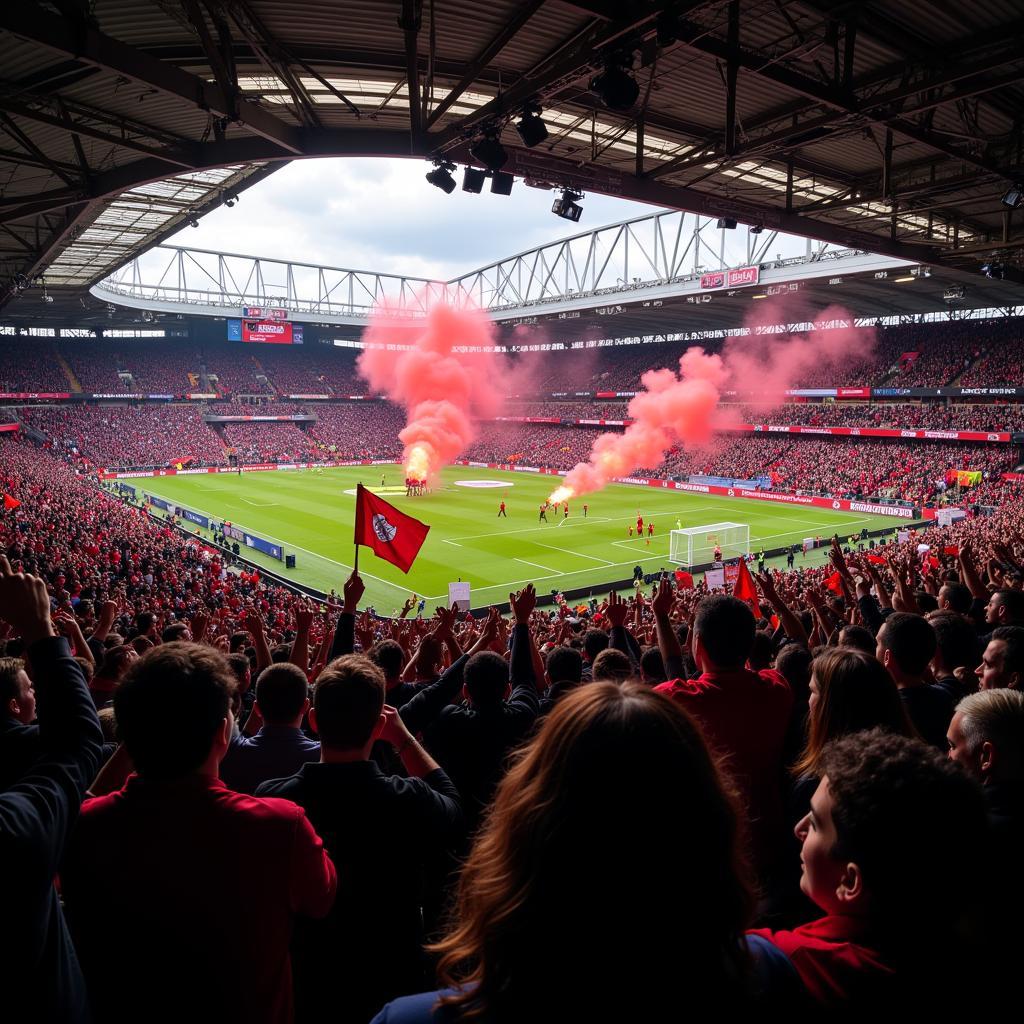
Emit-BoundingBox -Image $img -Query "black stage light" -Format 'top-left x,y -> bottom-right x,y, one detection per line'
1001,185 -> 1023,209
462,167 -> 487,193
717,217 -> 737,229
490,171 -> 514,196
516,110 -> 548,148
470,134 -> 508,171
426,162 -> 457,193
552,189 -> 583,222
590,63 -> 640,111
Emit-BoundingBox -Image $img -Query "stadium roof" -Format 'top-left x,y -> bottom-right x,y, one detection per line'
3,0 -> 1024,318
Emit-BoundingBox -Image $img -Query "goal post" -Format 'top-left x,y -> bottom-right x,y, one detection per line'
669,522 -> 750,568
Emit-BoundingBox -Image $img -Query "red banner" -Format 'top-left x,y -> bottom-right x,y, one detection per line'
836,388 -> 871,398
699,265 -> 760,290
0,423 -> 19,433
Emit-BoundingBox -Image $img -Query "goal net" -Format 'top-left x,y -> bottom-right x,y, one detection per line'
669,522 -> 750,568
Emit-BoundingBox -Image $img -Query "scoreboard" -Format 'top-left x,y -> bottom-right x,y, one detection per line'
227,318 -> 304,344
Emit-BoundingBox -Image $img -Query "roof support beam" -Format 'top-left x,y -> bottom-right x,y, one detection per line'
425,0 -> 545,127
0,3 -> 302,153
663,15 -> 1021,182
428,1 -> 686,152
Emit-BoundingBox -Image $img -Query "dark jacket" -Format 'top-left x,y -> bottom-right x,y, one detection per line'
258,763 -> 462,1023
0,637 -> 103,1024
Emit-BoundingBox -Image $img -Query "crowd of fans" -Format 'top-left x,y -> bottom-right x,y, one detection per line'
18,404 -> 225,469
0,339 -> 71,392
3,415 -> 1023,1019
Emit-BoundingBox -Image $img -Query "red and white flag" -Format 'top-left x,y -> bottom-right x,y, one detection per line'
353,484 -> 429,574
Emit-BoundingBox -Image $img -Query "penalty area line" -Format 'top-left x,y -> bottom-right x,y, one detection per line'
514,557 -> 562,574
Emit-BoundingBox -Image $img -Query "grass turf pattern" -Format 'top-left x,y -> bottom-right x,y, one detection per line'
141,464 -> 900,612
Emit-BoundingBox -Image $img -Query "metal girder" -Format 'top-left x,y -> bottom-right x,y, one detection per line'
181,0 -> 240,121
0,198 -> 94,307
0,96 -> 198,169
425,0 -> 545,127
665,15 -> 1022,182
0,111 -> 79,188
402,0 -> 423,141
427,1 -> 684,152
0,3 -> 303,154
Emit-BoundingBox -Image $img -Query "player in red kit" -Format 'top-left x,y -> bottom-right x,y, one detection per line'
647,522 -> 654,537
637,514 -> 644,534
498,500 -> 507,518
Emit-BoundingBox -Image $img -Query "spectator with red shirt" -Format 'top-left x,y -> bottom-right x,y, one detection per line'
653,589 -> 793,879
61,642 -> 337,1024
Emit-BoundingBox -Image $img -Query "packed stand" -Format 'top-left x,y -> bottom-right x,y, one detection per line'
221,421 -> 315,463
0,339 -> 71,392
18,403 -> 225,469
201,346 -> 275,396
657,435 -> 1015,504
958,322 -> 1024,385
724,402 -> 1019,432
257,345 -> 366,396
306,403 -> 405,461
57,339 -> 201,394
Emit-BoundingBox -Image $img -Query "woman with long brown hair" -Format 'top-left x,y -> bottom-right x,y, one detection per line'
371,682 -> 799,1023
790,647 -> 915,822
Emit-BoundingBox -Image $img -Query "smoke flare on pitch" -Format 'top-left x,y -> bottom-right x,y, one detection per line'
550,300 -> 875,502
357,299 -> 504,482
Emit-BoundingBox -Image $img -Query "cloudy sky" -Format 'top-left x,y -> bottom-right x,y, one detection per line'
163,157 -> 809,282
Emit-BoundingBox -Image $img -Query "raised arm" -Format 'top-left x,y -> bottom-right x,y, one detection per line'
0,558 -> 104,877
652,579 -> 685,680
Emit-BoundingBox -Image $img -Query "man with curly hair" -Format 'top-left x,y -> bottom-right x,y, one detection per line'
750,729 -> 989,1010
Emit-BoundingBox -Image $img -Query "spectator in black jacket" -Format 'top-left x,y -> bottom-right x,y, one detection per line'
0,654 -> 39,790
420,586 -> 541,829
0,556 -> 104,1023
258,652 -> 464,1024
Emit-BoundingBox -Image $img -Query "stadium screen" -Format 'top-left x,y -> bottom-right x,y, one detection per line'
227,319 -> 304,345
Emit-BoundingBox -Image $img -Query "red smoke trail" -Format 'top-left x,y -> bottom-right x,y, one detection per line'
550,299 -> 875,502
357,299 -> 504,482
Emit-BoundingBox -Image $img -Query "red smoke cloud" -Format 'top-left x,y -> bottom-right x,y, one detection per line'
357,299 -> 504,481
551,299 -> 875,502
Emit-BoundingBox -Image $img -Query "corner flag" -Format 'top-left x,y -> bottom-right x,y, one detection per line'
354,483 -> 429,574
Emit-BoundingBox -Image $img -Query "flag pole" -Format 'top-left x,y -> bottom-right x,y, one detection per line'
354,481 -> 361,574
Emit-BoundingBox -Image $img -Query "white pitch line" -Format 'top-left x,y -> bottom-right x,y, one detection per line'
514,557 -> 561,573
442,539 -> 463,547
240,498 -> 278,507
142,487 -> 442,599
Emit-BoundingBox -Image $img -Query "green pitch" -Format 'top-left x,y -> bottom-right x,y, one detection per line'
138,464 -> 901,612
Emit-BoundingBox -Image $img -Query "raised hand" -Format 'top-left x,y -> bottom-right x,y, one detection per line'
509,584 -> 537,624
605,589 -> 630,627
0,555 -> 55,646
651,577 -> 674,618
343,569 -> 365,614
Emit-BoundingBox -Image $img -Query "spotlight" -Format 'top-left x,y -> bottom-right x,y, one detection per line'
42,292 -> 54,304
590,61 -> 640,111
224,192 -> 239,208
981,262 -> 1004,279
552,189 -> 584,222
717,217 -> 737,229
462,167 -> 487,194
469,134 -> 508,172
187,214 -> 199,228
1001,185 -> 1023,209
490,171 -> 514,196
425,161 -> 457,194
749,224 -> 763,234
515,106 -> 548,148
